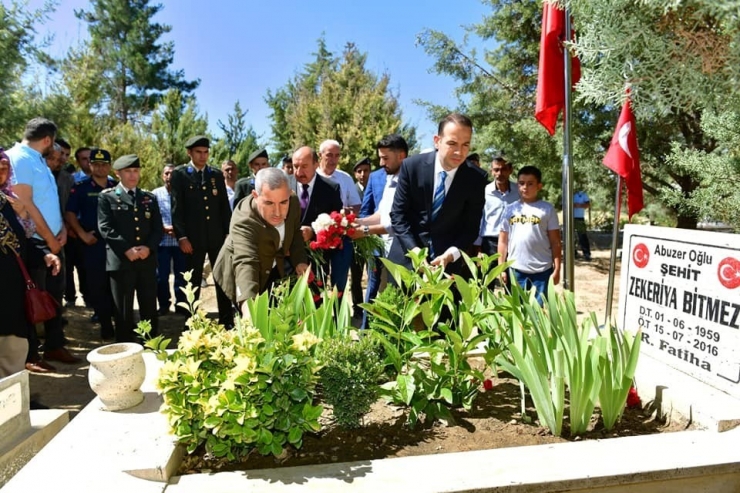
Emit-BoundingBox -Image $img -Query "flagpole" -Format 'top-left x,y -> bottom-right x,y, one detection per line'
562,9 -> 575,292
604,176 -> 623,325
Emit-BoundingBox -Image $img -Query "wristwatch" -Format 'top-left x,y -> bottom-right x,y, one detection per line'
362,225 -> 370,236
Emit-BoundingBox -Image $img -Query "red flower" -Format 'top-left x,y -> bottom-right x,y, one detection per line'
482,379 -> 494,391
312,294 -> 321,302
307,270 -> 315,283
310,210 -> 357,250
626,385 -> 641,408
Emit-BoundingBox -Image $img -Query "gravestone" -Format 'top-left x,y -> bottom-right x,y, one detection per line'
0,372 -> 31,454
0,371 -> 68,488
618,224 -> 740,429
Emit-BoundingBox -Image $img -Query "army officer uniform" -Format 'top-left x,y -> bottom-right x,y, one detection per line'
98,155 -> 163,342
170,136 -> 233,326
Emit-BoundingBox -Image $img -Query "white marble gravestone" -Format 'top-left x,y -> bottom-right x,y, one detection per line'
618,224 -> 740,429
0,371 -> 68,488
0,372 -> 31,454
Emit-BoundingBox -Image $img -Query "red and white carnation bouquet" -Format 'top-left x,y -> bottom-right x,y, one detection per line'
309,210 -> 356,250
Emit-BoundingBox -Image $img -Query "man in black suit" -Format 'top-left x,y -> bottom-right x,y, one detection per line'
170,135 -> 234,326
292,146 -> 347,293
389,113 -> 487,277
98,154 -> 163,342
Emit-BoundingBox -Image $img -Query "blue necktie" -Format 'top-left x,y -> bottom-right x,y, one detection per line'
431,170 -> 447,221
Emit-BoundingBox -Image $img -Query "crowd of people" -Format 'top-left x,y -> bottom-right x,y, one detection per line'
0,113 -> 573,395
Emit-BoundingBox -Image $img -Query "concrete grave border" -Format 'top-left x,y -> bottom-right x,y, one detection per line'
2,353 -> 740,493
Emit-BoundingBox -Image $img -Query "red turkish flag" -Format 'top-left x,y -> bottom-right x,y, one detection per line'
535,1 -> 581,136
603,93 -> 644,219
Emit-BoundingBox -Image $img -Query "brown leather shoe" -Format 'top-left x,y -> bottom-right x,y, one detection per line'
43,347 -> 82,364
26,358 -> 57,373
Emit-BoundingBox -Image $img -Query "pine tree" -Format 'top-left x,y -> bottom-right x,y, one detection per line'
210,101 -> 262,177
150,89 -> 208,167
0,1 -> 55,144
570,0 -> 740,229
75,0 -> 199,124
266,39 -> 417,172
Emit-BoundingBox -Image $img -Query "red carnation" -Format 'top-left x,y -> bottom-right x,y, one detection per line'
483,379 -> 494,391
347,228 -> 356,236
346,213 -> 356,223
626,385 -> 641,409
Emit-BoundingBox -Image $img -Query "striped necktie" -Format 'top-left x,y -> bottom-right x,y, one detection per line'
431,170 -> 447,221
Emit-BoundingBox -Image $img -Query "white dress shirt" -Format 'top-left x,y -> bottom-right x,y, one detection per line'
317,168 -> 362,209
377,173 -> 399,255
434,153 -> 462,262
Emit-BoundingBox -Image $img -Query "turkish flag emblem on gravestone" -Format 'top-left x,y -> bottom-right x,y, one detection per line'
632,243 -> 649,268
717,257 -> 740,289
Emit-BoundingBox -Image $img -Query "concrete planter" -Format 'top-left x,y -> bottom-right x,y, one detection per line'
87,343 -> 146,411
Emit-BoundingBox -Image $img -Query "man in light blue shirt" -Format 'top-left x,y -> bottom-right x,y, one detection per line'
480,156 -> 519,257
7,117 -> 79,368
152,164 -> 187,315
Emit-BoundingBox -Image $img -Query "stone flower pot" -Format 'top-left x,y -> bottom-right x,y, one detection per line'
87,342 -> 146,411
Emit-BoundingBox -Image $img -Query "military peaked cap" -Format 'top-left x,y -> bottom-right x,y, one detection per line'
113,154 -> 140,170
353,157 -> 371,170
248,148 -> 268,164
185,135 -> 210,149
89,147 -> 112,164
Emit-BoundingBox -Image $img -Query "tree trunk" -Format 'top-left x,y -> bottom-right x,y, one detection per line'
675,213 -> 698,230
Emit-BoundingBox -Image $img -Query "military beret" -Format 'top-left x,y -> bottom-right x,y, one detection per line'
89,147 -> 112,164
353,157 -> 371,170
185,135 -> 210,149
248,148 -> 268,164
113,154 -> 140,170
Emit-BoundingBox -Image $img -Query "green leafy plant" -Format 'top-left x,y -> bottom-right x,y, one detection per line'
353,233 -> 386,270
156,311 -> 323,460
488,280 -> 641,436
245,271 -> 352,346
490,282 -> 566,436
366,251 -> 508,427
597,323 -> 642,430
317,335 -> 384,428
152,272 -> 327,460
366,284 -> 405,334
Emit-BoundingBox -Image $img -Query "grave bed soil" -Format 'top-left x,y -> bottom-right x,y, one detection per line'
178,374 -> 694,475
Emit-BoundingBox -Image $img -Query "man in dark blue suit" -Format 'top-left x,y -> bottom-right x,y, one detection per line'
356,134 -> 408,327
389,114 -> 487,277
292,146 -> 347,295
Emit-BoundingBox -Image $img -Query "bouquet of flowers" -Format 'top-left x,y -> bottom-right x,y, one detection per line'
310,211 -> 356,250
308,210 -> 384,268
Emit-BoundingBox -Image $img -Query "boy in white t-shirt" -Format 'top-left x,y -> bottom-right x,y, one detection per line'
498,166 -> 561,303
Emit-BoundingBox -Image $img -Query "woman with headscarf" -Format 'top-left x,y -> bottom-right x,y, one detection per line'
0,147 -> 60,377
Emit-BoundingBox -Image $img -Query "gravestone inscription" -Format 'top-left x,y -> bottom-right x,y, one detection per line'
618,225 -> 740,399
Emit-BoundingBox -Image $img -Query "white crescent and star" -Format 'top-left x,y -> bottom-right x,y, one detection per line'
618,122 -> 633,160
633,245 -> 647,265
719,264 -> 739,283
